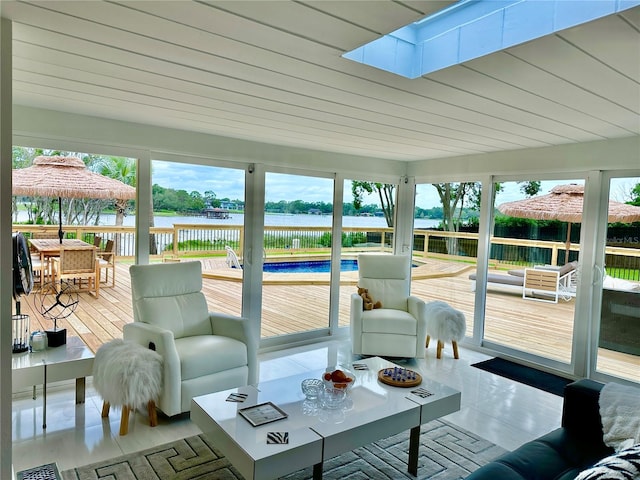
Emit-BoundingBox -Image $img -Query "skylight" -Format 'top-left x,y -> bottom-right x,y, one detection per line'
343,0 -> 640,79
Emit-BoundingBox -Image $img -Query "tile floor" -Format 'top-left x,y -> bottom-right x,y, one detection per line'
12,339 -> 564,474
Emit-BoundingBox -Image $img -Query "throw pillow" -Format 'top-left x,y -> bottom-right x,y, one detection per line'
574,443 -> 640,480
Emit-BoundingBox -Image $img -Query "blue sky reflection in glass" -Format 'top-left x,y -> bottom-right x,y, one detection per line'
342,0 -> 640,79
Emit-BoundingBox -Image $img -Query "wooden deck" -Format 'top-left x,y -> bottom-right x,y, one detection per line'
14,259 -> 639,383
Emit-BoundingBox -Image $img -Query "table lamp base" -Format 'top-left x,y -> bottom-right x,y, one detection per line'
46,328 -> 67,347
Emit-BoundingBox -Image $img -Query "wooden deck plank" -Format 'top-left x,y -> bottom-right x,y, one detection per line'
13,260 -> 639,383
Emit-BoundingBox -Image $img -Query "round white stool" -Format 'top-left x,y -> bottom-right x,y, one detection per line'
425,301 -> 466,359
93,339 -> 163,435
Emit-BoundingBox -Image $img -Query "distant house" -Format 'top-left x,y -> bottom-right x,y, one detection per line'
308,208 -> 322,215
220,201 -> 237,210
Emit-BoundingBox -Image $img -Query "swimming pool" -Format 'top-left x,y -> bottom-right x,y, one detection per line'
263,259 -> 358,273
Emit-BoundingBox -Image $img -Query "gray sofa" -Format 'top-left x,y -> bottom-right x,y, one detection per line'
465,379 -> 613,480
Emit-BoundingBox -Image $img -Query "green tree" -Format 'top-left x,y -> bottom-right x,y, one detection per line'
465,181 -> 539,215
430,181 -> 539,253
288,200 -> 306,214
189,191 -> 205,212
520,181 -> 541,197
11,147 -> 50,224
432,183 -> 479,254
12,148 -> 115,227
352,181 -> 395,227
629,183 -> 640,206
94,156 -> 136,227
204,190 -> 219,207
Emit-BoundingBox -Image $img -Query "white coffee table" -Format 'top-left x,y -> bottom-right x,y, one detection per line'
12,336 -> 94,429
192,356 -> 460,480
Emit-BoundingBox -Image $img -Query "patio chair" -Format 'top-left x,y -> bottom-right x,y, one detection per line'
162,252 -> 181,262
124,261 -> 258,416
30,231 -> 60,284
51,246 -> 99,298
350,254 -> 428,358
225,245 -> 242,269
522,261 -> 578,303
523,268 -> 561,303
32,231 -> 61,239
97,239 -> 116,287
28,241 -> 45,287
470,261 -> 578,301
29,255 -> 45,287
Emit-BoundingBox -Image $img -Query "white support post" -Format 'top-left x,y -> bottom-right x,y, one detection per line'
242,163 -> 265,358
134,152 -> 151,264
329,173 -> 344,335
0,14 -> 14,480
394,175 -> 416,257
472,176 -> 496,345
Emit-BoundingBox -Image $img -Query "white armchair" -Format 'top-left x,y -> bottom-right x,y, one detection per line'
123,261 -> 258,417
350,254 -> 428,358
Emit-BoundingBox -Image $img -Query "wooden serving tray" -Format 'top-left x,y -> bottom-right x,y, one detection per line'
378,367 -> 422,388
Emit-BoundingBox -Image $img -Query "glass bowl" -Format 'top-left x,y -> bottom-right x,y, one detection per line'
301,378 -> 323,400
321,385 -> 348,409
322,367 -> 355,392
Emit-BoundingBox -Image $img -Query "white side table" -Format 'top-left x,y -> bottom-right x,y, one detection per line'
12,336 -> 95,429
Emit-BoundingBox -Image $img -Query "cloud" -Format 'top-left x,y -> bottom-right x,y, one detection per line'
151,161 -> 638,208
151,161 -> 380,204
152,161 -> 245,200
415,180 -> 588,209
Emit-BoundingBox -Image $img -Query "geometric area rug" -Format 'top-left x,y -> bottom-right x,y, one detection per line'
61,419 -> 507,480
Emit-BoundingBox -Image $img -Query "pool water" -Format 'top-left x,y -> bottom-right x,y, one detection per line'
263,259 -> 358,273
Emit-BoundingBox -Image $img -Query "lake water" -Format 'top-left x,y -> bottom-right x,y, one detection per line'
14,211 -> 441,229
96,213 -> 441,229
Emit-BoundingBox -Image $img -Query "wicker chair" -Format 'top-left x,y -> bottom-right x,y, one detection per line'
32,231 -> 60,240
97,239 -> 116,287
51,246 -> 99,298
30,232 -> 60,284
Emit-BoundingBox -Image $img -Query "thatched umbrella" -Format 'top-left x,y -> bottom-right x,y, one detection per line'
498,184 -> 640,263
12,156 -> 136,243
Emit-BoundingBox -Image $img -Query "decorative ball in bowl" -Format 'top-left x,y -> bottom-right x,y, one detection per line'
322,368 -> 355,391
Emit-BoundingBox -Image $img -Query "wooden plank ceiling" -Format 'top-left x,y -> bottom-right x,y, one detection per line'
2,1 -> 639,161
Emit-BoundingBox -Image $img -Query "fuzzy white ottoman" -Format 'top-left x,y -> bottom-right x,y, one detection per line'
425,301 -> 466,359
93,339 -> 163,435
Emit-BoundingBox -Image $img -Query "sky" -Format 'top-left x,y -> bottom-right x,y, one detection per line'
151,161 -> 382,205
151,161 -> 638,209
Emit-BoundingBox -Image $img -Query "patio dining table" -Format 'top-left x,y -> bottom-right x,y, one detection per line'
29,238 -> 94,283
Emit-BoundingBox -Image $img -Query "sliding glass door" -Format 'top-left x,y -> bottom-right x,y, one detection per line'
261,172 -> 334,340
401,173 -> 639,386
338,178 -> 397,329
594,175 -> 640,383
151,159 -> 245,316
483,179 -> 583,367
411,182 -> 480,342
